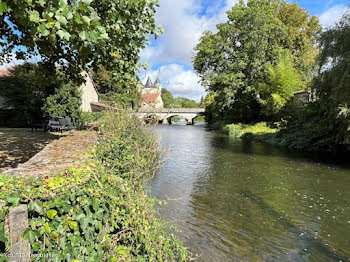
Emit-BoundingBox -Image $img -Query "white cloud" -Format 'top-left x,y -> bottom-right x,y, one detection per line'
140,0 -> 240,100
141,0 -> 239,67
319,4 -> 348,29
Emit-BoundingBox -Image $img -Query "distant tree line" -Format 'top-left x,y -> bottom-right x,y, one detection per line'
161,88 -> 200,108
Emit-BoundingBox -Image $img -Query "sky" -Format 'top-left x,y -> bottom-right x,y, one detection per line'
1,1 -> 349,101
140,0 -> 349,101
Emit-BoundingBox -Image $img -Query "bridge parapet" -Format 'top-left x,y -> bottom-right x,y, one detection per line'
138,108 -> 205,114
137,108 -> 205,125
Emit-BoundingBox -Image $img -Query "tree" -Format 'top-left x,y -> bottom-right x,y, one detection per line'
259,49 -> 305,118
42,82 -> 82,124
314,10 -> 350,149
174,97 -> 199,108
200,93 -> 217,108
0,0 -> 161,89
0,63 -> 58,125
193,0 -> 320,124
276,2 -> 321,81
161,88 -> 175,108
161,88 -> 199,108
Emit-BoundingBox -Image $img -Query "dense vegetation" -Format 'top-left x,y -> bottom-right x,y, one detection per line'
275,10 -> 350,152
0,64 -> 86,126
161,88 -> 200,108
0,0 -> 161,84
0,0 -> 162,123
0,112 -> 188,261
194,0 -> 320,124
194,0 -> 350,153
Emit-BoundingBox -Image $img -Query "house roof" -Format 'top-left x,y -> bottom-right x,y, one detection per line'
0,68 -> 12,78
141,93 -> 159,103
294,89 -> 310,95
145,77 -> 153,88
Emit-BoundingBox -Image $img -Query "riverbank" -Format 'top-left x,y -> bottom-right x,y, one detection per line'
221,122 -> 349,155
0,112 -> 187,261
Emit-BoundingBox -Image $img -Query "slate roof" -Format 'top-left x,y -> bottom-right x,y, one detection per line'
145,77 -> 153,88
155,76 -> 161,84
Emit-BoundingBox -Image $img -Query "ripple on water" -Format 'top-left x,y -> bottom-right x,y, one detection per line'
150,126 -> 350,261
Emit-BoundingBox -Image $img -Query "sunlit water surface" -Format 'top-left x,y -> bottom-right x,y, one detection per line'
149,125 -> 350,262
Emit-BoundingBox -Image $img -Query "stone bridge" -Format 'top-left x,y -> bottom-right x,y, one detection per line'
137,108 -> 205,125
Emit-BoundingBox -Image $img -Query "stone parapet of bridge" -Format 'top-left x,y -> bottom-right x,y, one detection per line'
137,108 -> 205,125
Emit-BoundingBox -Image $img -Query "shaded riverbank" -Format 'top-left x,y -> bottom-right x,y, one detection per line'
219,122 -> 350,159
150,125 -> 350,261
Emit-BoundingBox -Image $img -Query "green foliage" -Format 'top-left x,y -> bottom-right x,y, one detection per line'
268,10 -> 350,153
315,10 -> 350,149
78,112 -> 104,127
42,82 -> 82,124
0,112 -> 188,261
224,122 -> 277,137
91,65 -> 142,109
194,0 -> 320,124
200,93 -> 216,108
161,88 -> 175,108
0,63 -> 57,125
0,0 -> 162,88
259,49 -> 305,118
161,88 -> 199,108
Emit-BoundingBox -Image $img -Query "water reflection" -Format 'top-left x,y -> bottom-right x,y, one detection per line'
150,125 -> 350,262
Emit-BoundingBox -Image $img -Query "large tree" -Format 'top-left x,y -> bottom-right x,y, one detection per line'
314,10 -> 350,149
193,0 -> 320,123
0,0 -> 161,87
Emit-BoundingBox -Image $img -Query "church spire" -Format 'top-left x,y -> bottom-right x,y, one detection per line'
145,76 -> 153,88
155,76 -> 161,84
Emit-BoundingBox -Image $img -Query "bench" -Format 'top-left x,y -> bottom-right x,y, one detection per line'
31,120 -> 48,132
47,117 -> 75,133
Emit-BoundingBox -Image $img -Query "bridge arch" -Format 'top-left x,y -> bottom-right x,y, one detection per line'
167,115 -> 191,125
191,114 -> 205,125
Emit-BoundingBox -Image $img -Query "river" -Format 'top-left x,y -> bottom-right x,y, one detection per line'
149,125 -> 350,262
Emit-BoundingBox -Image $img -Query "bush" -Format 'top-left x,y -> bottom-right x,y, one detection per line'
0,112 -> 188,261
42,82 -> 82,125
223,122 -> 277,137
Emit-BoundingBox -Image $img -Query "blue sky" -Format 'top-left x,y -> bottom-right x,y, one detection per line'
140,0 -> 349,101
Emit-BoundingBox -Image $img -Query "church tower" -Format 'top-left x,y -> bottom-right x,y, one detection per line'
140,74 -> 164,109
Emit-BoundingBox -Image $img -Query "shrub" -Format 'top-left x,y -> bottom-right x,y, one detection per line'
224,122 -> 277,137
42,82 -> 82,125
0,112 -> 188,261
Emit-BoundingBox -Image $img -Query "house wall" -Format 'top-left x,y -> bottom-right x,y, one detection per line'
141,87 -> 164,109
79,72 -> 99,112
0,96 -> 6,109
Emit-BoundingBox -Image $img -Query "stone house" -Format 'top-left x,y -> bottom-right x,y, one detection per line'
80,71 -> 99,112
293,89 -> 315,104
140,76 -> 164,109
0,68 -> 11,109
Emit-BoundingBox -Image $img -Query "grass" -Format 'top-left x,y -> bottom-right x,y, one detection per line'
223,122 -> 277,138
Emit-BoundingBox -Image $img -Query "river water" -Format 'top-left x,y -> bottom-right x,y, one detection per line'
149,125 -> 350,262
